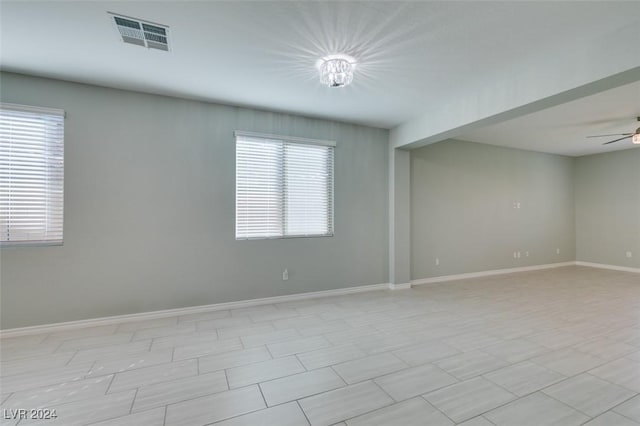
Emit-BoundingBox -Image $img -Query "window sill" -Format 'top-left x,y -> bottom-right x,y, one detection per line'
236,234 -> 334,241
1,241 -> 63,248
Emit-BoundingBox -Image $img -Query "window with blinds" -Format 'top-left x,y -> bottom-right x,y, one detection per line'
0,104 -> 64,246
236,132 -> 334,240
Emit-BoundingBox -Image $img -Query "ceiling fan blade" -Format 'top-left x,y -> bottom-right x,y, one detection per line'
586,133 -> 633,138
603,136 -> 632,145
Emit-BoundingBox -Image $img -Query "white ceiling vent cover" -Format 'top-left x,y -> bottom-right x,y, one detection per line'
112,14 -> 169,51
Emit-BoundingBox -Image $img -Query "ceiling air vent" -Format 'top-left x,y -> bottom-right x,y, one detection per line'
112,14 -> 169,51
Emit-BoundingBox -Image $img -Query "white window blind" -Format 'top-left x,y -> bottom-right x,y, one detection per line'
0,104 -> 64,245
236,132 -> 334,240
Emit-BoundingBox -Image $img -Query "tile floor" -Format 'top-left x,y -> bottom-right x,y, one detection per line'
1,266 -> 639,425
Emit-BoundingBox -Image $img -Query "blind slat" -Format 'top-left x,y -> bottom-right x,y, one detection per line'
0,105 -> 64,244
235,134 -> 334,240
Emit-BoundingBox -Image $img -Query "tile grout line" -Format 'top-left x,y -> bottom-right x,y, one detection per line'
146,383 -> 260,420
295,400 -> 313,426
223,368 -> 230,391
64,349 -> 79,366
320,381 -> 397,425
539,388 -> 599,419
421,375 -> 542,424
582,370 -> 640,395
105,371 -> 117,394
128,387 -> 139,414
195,399 -> 299,425
424,402 -> 458,426
479,414 -> 499,425
257,382 -> 268,408
526,355 -> 607,378
584,391 -> 639,424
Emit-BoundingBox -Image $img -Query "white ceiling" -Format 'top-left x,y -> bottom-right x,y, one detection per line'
460,80 -> 640,157
1,1 -> 639,154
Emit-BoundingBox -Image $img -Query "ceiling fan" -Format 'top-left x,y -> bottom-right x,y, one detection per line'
587,117 -> 640,145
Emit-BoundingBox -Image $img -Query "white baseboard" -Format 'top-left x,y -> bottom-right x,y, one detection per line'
4,261 -> 637,338
388,282 -> 412,290
0,282 -> 390,339
575,261 -> 640,274
411,262 -> 576,286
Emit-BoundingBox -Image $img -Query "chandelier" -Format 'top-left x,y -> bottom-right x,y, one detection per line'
319,57 -> 355,88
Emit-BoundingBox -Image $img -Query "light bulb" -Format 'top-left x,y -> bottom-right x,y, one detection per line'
633,132 -> 640,145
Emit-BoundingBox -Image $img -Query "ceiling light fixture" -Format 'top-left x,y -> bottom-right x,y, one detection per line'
319,55 -> 355,88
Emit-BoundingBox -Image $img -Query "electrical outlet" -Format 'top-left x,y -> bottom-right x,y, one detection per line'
556,248 -> 560,255
435,257 -> 440,266
513,252 -> 517,259
525,251 -> 529,257
282,269 -> 288,281
517,251 -> 521,258
626,251 -> 633,258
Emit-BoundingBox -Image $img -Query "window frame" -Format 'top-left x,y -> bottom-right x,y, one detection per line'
234,131 -> 335,241
0,103 -> 65,247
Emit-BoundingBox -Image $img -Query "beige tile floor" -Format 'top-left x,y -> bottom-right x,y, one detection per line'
1,266 -> 639,425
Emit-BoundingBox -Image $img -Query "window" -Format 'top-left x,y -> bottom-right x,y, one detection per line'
235,131 -> 334,240
0,104 -> 64,246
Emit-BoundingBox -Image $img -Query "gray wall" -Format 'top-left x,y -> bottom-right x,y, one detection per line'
0,72 -> 389,329
411,140 -> 575,280
575,148 -> 640,268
